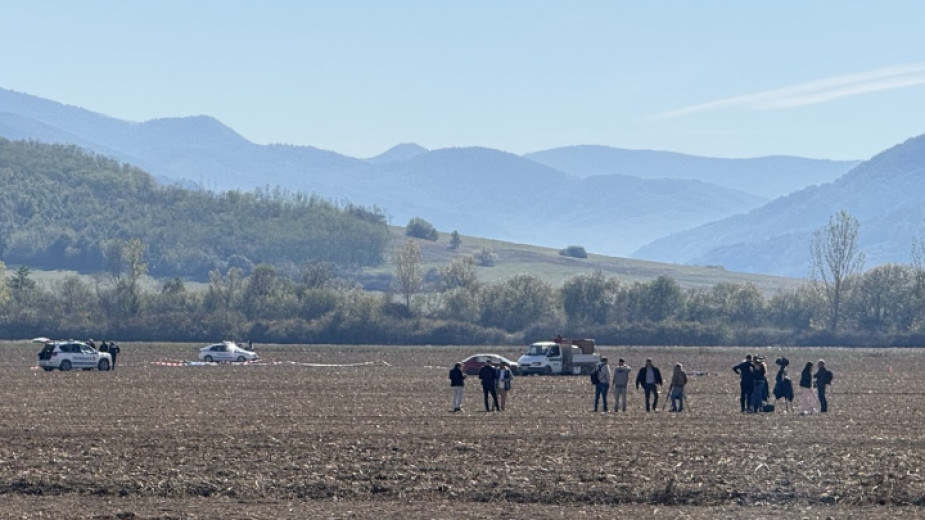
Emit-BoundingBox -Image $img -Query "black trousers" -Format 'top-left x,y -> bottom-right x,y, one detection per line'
643,383 -> 659,411
739,380 -> 753,411
482,384 -> 499,411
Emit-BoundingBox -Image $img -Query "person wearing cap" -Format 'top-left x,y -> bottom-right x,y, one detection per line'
592,357 -> 611,412
611,358 -> 632,413
733,354 -> 754,412
813,359 -> 834,412
635,358 -> 663,412
799,361 -> 816,414
669,362 -> 688,412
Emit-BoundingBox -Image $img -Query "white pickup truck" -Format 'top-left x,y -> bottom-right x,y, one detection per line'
517,338 -> 601,375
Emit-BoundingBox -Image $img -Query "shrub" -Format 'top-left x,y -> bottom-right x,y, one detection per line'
405,217 -> 438,241
559,245 -> 588,258
473,247 -> 497,267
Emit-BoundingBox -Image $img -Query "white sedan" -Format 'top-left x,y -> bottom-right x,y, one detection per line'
198,342 -> 258,363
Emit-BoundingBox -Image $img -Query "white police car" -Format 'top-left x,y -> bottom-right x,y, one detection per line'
35,338 -> 112,371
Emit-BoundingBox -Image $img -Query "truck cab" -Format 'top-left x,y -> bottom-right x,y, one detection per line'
517,338 -> 600,375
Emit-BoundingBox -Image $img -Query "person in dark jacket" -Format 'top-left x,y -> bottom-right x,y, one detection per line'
772,357 -> 794,414
799,361 -> 815,415
449,362 -> 466,412
479,361 -> 500,412
813,359 -> 834,413
749,357 -> 769,412
732,354 -> 754,412
108,342 -> 121,370
635,358 -> 663,412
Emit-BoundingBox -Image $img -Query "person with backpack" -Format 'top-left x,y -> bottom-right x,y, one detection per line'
635,358 -> 663,412
814,359 -> 834,413
449,362 -> 466,412
611,358 -> 632,413
591,358 -> 611,412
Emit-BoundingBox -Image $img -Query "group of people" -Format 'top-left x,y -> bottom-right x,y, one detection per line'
733,354 -> 834,414
448,360 -> 515,412
449,353 -> 835,415
88,338 -> 122,370
591,357 -> 688,413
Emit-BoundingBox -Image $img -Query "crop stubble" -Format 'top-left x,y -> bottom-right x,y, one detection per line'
0,342 -> 923,519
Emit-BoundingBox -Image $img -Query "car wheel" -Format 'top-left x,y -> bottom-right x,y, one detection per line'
42,367 -> 53,372
543,366 -> 553,375
60,360 -> 72,371
98,359 -> 110,371
236,356 -> 246,362
204,355 -> 214,362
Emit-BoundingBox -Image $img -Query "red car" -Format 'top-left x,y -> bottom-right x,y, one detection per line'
460,353 -> 520,376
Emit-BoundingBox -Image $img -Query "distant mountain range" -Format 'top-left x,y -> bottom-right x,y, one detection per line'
525,145 -> 859,200
1,86 -> 898,275
633,134 -> 925,277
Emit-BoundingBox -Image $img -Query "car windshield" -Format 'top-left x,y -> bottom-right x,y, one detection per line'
525,345 -> 547,356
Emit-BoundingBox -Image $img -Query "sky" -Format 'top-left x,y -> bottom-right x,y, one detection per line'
2,1 -> 924,161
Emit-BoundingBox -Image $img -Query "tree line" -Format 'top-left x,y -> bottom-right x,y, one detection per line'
3,214 -> 925,346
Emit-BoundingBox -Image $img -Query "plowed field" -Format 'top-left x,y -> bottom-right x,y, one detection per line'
1,342 -> 922,519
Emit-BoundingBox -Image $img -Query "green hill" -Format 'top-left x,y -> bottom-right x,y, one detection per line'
0,138 -> 389,279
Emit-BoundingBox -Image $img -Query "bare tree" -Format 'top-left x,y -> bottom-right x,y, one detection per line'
912,225 -> 925,285
393,239 -> 422,309
810,210 -> 865,332
911,225 -> 925,323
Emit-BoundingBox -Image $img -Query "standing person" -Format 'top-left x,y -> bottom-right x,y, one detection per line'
669,363 -> 688,412
773,357 -> 795,414
99,341 -> 109,353
108,342 -> 121,371
592,358 -> 612,412
611,358 -> 632,413
749,357 -> 769,412
799,361 -> 816,415
479,361 -> 500,412
449,362 -> 466,412
733,354 -> 754,412
814,359 -> 834,413
497,363 -> 514,411
635,358 -> 663,412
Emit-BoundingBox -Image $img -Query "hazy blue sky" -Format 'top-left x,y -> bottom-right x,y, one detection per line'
2,1 -> 924,160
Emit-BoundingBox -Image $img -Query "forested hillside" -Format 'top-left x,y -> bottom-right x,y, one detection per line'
0,138 -> 389,278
